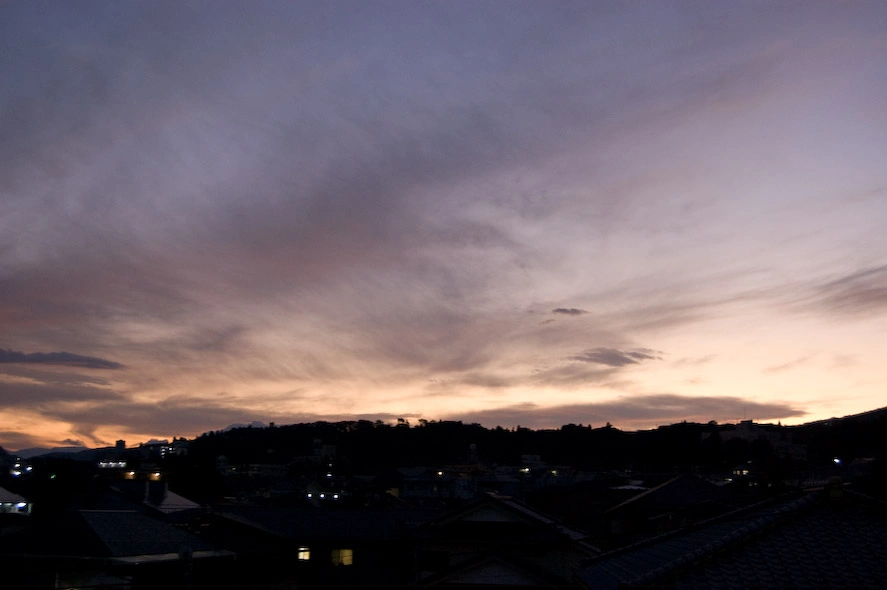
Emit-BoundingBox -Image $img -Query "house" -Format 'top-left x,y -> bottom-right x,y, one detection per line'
410,492 -> 598,589
0,486 -> 32,515
0,508 -> 234,589
603,474 -> 730,542
205,505 -> 436,589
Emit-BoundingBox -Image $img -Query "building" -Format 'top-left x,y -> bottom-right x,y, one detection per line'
0,486 -> 32,515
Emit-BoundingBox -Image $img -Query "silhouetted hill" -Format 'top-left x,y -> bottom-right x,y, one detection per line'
800,405 -> 887,426
13,446 -> 88,459
172,405 -> 887,482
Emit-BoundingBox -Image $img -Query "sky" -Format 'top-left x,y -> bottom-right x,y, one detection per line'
2,1 -> 886,450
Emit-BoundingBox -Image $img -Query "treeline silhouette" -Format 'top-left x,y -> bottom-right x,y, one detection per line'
183,410 -> 887,473
3,409 -> 885,510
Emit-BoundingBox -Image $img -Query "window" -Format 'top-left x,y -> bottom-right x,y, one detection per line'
330,548 -> 353,566
297,546 -> 310,561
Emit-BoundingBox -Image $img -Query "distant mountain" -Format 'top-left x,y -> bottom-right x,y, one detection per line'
799,406 -> 887,427
14,446 -> 89,459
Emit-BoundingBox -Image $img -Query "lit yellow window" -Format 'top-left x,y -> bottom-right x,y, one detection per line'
297,546 -> 310,561
330,548 -> 353,566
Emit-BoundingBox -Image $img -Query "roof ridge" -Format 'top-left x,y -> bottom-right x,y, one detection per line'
604,474 -> 691,514
417,549 -> 568,589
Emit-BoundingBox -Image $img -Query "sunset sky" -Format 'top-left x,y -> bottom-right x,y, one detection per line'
2,2 -> 886,450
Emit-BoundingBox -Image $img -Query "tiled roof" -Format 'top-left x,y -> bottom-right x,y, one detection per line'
425,492 -> 588,540
0,509 -> 220,559
605,474 -> 721,514
577,489 -> 887,589
78,510 -> 215,557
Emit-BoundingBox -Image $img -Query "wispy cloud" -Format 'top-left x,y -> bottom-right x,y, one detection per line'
0,376 -> 123,407
672,355 -> 717,367
763,354 -> 816,374
0,349 -> 123,369
807,265 -> 887,317
571,347 -> 662,367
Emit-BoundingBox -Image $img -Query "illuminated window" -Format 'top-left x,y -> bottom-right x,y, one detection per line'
330,548 -> 353,566
297,546 -> 310,561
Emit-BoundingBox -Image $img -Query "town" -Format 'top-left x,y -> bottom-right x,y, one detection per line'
2,408 -> 886,589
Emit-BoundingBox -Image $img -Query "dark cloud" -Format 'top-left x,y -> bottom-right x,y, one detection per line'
0,431 -> 43,452
449,395 -> 805,430
59,438 -> 86,447
0,348 -> 123,369
0,377 -> 123,408
552,308 -> 588,316
41,397 -> 268,442
571,347 -> 661,367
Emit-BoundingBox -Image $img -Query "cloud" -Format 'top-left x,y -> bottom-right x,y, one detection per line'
0,365 -> 112,387
571,347 -> 662,367
763,354 -> 816,374
457,373 -> 517,389
36,394 -> 425,442
672,354 -> 717,367
0,430 -> 43,452
0,349 -> 123,369
59,438 -> 86,447
0,376 -> 123,408
806,265 -> 887,317
448,394 -> 806,430
529,363 -> 621,388
1,2 -> 885,444
552,308 -> 588,316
